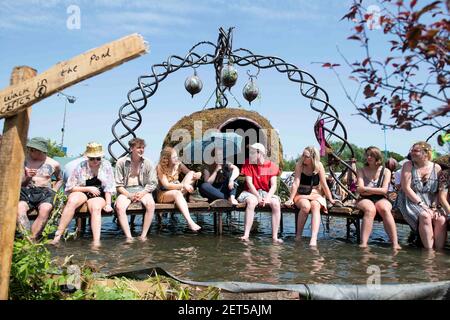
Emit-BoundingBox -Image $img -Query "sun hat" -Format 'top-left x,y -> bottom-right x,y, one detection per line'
27,137 -> 48,153
249,142 -> 266,155
84,142 -> 104,158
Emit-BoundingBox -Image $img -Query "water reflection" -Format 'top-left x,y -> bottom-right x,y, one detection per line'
48,214 -> 450,285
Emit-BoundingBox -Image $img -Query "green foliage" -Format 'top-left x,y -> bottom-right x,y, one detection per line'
9,235 -> 64,300
47,139 -> 65,158
282,141 -> 405,173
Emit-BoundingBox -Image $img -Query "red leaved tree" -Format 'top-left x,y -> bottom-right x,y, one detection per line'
325,0 -> 449,132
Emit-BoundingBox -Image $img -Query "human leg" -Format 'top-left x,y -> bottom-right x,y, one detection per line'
375,199 -> 401,249
140,193 -> 155,239
356,199 -> 377,248
114,194 -> 132,239
418,211 -> 434,249
432,215 -> 447,250
294,198 -> 311,239
31,203 -> 53,239
309,200 -> 321,246
51,192 -> 87,245
240,194 -> 258,241
161,190 -> 201,231
17,201 -> 31,233
87,197 -> 106,245
268,196 -> 283,243
199,182 -> 225,201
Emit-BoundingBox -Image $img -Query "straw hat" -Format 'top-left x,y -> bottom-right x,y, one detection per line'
84,142 -> 104,158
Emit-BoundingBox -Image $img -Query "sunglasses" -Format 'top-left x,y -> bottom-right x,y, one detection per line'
88,157 -> 102,161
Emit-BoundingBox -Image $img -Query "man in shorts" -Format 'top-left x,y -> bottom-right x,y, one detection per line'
237,143 -> 283,243
18,137 -> 63,240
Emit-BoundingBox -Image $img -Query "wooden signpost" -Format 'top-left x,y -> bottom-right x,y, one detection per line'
0,33 -> 148,299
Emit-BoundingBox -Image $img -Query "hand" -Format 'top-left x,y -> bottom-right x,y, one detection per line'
25,167 -> 37,178
103,204 -> 113,213
228,180 -> 235,191
328,199 -> 336,205
285,199 -> 294,206
87,187 -> 101,197
134,191 -> 147,201
215,164 -> 223,171
193,172 -> 202,180
184,184 -> 194,193
257,196 -> 264,206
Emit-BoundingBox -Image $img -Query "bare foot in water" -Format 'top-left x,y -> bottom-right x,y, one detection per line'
125,237 -> 134,243
295,235 -> 302,241
393,244 -> 402,250
273,238 -> 284,244
91,240 -> 101,249
239,235 -> 249,241
309,239 -> 317,247
50,233 -> 62,246
189,223 -> 201,232
138,236 -> 148,242
359,243 -> 368,248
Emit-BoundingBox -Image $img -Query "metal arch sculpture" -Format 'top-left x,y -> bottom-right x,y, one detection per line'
109,27 -> 358,199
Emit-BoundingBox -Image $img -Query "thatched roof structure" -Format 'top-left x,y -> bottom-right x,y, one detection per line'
162,107 -> 284,170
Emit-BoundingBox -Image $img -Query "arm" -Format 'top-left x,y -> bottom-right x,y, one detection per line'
245,176 -> 260,199
53,163 -> 63,191
401,162 -> 423,205
179,162 -> 202,181
318,164 -> 334,202
286,163 -> 301,204
103,192 -> 113,212
156,166 -> 183,191
114,158 -> 126,193
143,162 -> 158,193
227,164 -> 240,190
205,166 -> 219,184
439,188 -> 449,215
266,176 -> 278,199
438,170 -> 449,215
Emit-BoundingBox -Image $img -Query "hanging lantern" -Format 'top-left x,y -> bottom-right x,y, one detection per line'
243,77 -> 259,105
184,69 -> 203,98
221,63 -> 238,88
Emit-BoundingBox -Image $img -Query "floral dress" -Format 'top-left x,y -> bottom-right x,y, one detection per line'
396,163 -> 439,232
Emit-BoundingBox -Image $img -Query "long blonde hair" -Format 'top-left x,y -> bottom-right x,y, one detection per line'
297,146 -> 321,173
157,146 -> 178,179
412,141 -> 433,160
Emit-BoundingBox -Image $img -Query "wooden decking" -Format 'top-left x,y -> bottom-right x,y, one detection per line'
28,199 -> 434,241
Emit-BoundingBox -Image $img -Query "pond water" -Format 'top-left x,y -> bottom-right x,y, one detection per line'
49,212 -> 450,285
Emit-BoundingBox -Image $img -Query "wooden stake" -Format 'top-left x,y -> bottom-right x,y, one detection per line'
0,66 -> 37,300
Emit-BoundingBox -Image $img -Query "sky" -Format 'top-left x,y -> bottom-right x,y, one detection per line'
1,0 -> 447,162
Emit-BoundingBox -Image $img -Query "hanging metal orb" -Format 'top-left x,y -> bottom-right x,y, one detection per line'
221,64 -> 238,88
184,73 -> 203,98
243,79 -> 259,104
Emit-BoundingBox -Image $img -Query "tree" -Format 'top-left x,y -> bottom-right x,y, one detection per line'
323,0 -> 449,131
282,141 -> 404,172
47,140 -> 65,158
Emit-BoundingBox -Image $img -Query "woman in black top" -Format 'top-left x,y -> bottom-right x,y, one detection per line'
285,146 -> 334,246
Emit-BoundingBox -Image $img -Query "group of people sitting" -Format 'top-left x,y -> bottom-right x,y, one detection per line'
17,136 -> 449,250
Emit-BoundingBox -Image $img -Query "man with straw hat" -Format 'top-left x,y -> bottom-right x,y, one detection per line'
17,137 -> 63,240
52,142 -> 115,247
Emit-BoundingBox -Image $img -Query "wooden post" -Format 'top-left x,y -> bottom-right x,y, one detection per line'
0,33 -> 148,300
0,66 -> 37,300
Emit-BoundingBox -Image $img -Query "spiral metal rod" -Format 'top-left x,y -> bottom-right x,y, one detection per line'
109,27 -> 358,199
